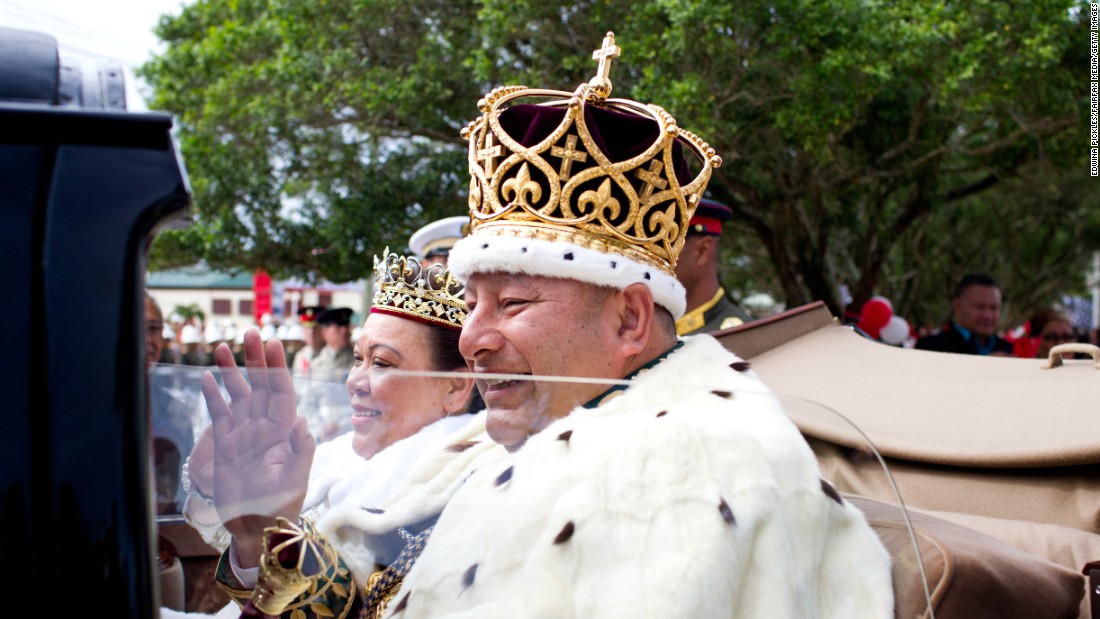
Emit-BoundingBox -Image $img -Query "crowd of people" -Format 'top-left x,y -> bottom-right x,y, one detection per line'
845,272 -> 1097,360
155,307 -> 351,370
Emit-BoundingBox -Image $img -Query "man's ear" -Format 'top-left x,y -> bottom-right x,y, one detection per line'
682,235 -> 708,268
698,234 -> 719,261
444,371 -> 476,414
616,283 -> 654,357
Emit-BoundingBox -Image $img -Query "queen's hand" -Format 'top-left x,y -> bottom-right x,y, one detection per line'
199,328 -> 316,569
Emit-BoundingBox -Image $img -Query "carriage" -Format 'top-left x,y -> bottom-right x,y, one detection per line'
4,24 -> 1098,619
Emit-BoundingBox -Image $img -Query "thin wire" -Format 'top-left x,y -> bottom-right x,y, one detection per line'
385,368 -> 634,386
776,393 -> 936,619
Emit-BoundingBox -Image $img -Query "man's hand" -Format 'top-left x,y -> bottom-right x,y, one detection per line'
199,329 -> 316,568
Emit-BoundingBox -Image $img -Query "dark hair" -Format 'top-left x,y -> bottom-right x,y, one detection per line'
424,323 -> 467,371
1029,308 -> 1073,337
954,273 -> 1000,299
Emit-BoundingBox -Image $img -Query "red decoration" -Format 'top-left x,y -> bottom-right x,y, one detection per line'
857,296 -> 893,339
253,269 -> 272,325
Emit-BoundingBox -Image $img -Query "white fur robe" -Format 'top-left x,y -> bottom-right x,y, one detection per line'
318,412 -> 510,582
384,335 -> 894,618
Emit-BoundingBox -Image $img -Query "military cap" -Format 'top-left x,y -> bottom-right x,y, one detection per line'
298,305 -> 326,328
687,198 -> 732,236
317,307 -> 354,327
409,216 -> 471,261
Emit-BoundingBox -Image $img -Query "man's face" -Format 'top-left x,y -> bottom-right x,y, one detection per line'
144,297 -> 165,367
953,285 -> 1002,338
421,254 -> 448,269
322,323 -> 350,349
460,273 -> 620,450
304,325 -> 324,350
673,234 -> 705,288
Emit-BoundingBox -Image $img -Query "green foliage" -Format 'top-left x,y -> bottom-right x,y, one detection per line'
171,303 -> 206,323
142,0 -> 1093,325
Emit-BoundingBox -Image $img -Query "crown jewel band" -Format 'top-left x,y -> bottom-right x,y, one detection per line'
371,248 -> 467,330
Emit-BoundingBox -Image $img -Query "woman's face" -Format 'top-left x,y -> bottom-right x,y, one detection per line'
1036,319 -> 1076,360
345,312 -> 473,459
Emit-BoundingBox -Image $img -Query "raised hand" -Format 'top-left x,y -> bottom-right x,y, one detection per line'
199,329 -> 316,568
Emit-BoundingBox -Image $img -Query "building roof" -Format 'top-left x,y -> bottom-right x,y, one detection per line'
146,264 -> 253,289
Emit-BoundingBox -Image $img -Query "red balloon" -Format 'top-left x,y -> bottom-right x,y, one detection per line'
860,298 -> 893,332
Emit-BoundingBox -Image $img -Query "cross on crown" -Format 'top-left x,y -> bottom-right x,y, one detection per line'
588,31 -> 621,99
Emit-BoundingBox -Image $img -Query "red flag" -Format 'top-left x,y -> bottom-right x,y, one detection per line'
253,269 -> 272,325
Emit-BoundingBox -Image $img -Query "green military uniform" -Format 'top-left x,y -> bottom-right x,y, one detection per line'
675,287 -> 754,335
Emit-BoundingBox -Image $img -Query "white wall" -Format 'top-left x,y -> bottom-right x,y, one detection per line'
149,287 -> 368,336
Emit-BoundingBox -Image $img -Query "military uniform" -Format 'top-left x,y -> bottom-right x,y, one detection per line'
290,344 -> 320,372
674,198 -> 754,336
299,308 -> 356,439
675,287 -> 754,335
309,343 -> 355,373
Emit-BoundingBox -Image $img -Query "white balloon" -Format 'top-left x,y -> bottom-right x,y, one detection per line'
879,315 -> 910,345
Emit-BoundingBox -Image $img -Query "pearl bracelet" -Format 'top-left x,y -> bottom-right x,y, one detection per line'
180,457 -> 215,505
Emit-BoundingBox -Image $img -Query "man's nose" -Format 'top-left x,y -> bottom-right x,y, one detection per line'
460,305 -> 502,361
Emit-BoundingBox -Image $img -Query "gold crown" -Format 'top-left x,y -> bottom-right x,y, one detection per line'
459,32 -> 722,274
371,248 -> 467,330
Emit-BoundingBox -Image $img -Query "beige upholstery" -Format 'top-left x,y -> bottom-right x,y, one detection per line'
715,304 -> 1100,618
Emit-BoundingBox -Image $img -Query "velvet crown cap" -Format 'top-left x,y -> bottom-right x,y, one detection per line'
448,32 -> 722,318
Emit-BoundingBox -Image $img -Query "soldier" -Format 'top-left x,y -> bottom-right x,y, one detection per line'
307,307 -> 356,439
178,322 -> 210,366
673,198 -> 754,335
291,305 -> 327,373
311,307 -> 355,371
408,215 -> 470,268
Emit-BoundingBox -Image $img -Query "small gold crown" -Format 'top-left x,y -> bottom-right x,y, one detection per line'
460,32 -> 722,274
371,248 -> 467,330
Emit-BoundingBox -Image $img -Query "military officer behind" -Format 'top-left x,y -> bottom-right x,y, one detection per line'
673,198 -> 754,335
408,215 -> 469,268
310,307 -> 355,372
291,305 -> 327,373
302,307 -> 356,439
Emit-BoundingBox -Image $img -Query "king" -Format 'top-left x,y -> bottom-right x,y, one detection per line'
389,31 -> 895,618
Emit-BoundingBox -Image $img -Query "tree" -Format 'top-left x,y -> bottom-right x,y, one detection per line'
142,0 -> 487,281
142,0 -> 1094,321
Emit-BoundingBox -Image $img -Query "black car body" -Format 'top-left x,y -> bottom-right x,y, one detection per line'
0,26 -> 190,615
